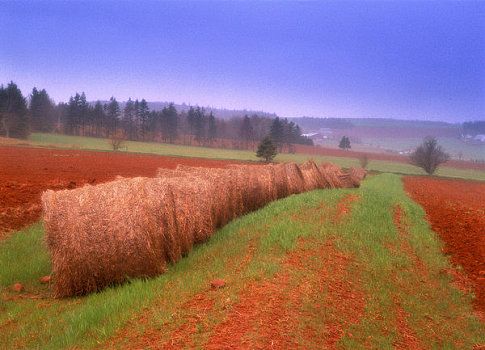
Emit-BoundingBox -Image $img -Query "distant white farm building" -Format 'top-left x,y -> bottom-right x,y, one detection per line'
302,132 -> 323,140
474,134 -> 485,142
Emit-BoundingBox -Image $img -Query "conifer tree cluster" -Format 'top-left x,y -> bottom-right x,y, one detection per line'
0,81 -> 314,149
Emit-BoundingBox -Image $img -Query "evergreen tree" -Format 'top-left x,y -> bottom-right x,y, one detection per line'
29,87 -> 56,132
92,101 -> 105,137
134,99 -> 140,139
207,111 -> 217,144
163,103 -> 178,143
138,99 -> 149,140
105,97 -> 120,137
194,107 -> 205,144
122,98 -> 135,140
270,117 -> 284,151
338,136 -> 351,150
187,106 -> 196,143
256,136 -> 277,163
79,92 -> 89,136
65,93 -> 81,135
240,115 -> 253,149
0,81 -> 30,139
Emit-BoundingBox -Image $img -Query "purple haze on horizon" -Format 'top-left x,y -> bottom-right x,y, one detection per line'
1,1 -> 484,123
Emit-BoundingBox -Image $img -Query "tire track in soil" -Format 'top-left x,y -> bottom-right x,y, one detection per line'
391,205 -> 426,350
103,194 -> 365,349
205,194 -> 365,349
102,234 -> 259,350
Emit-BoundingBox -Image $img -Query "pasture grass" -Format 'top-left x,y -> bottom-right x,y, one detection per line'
6,132 -> 482,181
0,174 -> 483,348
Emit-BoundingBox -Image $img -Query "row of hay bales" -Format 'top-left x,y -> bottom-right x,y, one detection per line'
41,160 -> 366,297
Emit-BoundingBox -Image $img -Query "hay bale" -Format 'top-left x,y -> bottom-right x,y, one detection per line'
337,172 -> 355,188
170,165 -> 245,227
273,163 -> 290,199
42,177 -> 180,297
285,163 -> 305,194
349,167 -> 367,180
226,164 -> 277,212
300,160 -> 329,191
318,161 -> 344,188
347,167 -> 366,187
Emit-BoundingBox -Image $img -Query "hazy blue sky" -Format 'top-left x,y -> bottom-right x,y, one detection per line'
1,1 -> 484,122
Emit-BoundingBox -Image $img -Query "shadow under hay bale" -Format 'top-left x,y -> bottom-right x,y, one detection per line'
42,161 -> 365,297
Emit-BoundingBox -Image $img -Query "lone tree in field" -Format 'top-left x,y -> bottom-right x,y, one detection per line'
358,153 -> 369,169
256,136 -> 277,163
410,137 -> 450,175
339,136 -> 351,150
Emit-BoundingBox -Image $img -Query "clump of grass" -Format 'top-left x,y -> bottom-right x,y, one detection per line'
0,223 -> 51,289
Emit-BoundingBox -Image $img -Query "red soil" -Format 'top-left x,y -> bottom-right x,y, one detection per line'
0,145 -> 247,236
402,176 -> 485,313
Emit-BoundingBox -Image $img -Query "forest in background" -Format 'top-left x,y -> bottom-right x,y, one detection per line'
0,82 -> 313,151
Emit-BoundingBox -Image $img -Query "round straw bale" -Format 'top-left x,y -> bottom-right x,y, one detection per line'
273,163 -> 290,199
170,177 -> 216,245
226,164 -> 277,212
337,172 -> 355,188
285,163 -> 305,194
318,161 -> 344,188
42,177 -> 181,297
171,165 -> 245,226
346,167 -> 366,187
300,160 -> 329,191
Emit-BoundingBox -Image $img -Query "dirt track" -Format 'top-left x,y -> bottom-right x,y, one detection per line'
403,176 -> 485,313
0,145 -> 246,236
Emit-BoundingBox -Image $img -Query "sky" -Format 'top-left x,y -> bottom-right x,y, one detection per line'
1,1 -> 484,123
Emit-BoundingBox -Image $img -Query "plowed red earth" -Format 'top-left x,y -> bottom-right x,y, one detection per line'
402,176 -> 485,312
0,145 -> 247,237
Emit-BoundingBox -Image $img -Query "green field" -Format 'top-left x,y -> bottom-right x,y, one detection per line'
360,137 -> 485,162
6,133 -> 482,182
0,174 -> 483,348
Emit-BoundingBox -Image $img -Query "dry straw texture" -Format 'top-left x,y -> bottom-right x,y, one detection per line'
42,160 -> 364,297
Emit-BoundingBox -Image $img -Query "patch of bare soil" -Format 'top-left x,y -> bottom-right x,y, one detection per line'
0,145 -> 247,236
402,176 -> 485,314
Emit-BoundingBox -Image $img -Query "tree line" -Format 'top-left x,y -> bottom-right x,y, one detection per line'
0,81 -> 313,150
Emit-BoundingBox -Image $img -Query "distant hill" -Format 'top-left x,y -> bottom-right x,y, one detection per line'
289,116 -> 459,133
90,100 -> 279,120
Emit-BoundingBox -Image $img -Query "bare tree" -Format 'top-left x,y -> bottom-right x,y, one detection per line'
410,137 -> 449,175
358,153 -> 369,169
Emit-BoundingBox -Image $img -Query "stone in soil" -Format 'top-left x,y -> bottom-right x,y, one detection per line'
13,283 -> 23,292
211,280 -> 226,289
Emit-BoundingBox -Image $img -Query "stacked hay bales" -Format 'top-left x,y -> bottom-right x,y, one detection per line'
42,160 -> 365,297
43,177 -> 179,297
